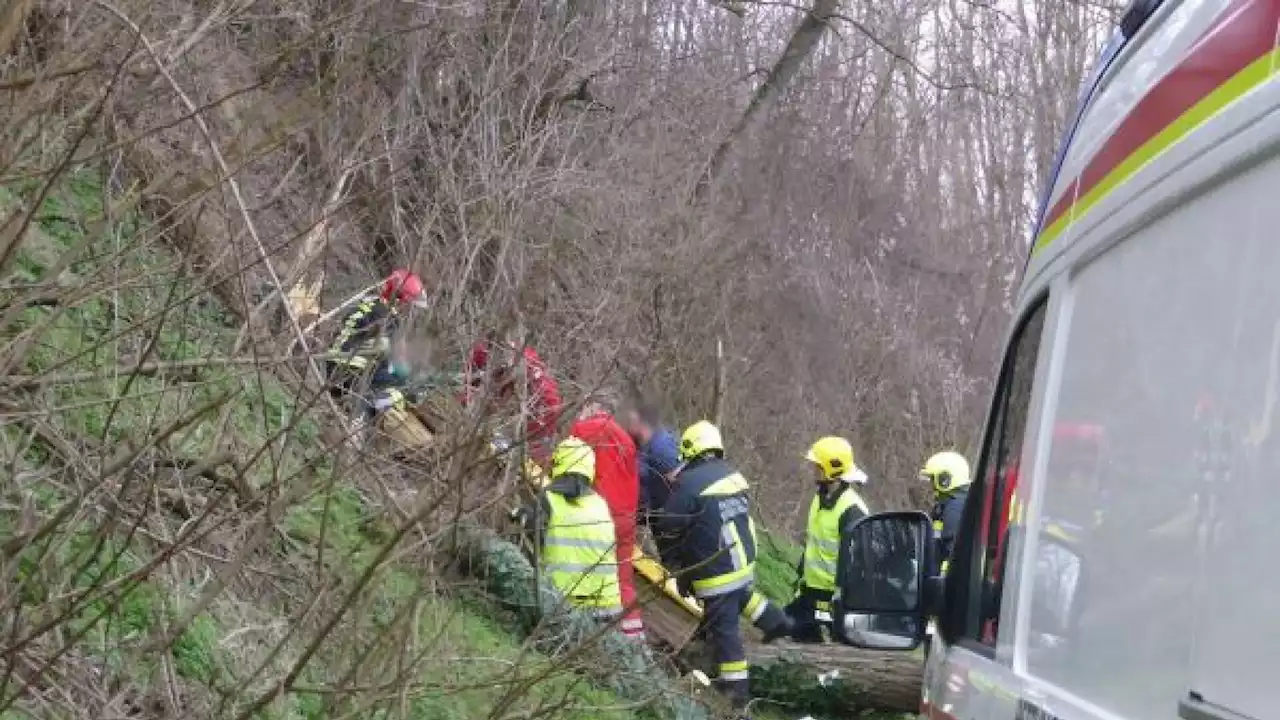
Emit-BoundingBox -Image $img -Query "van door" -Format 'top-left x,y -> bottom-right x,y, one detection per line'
923,293 -> 1055,720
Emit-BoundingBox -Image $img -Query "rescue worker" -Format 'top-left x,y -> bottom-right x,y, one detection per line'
623,406 -> 788,644
1043,422 -> 1106,543
921,450 -> 971,576
464,333 -> 563,464
325,269 -> 429,420
787,436 -> 870,643
653,421 -> 768,712
620,401 -> 681,526
570,393 -> 644,641
534,437 -> 623,619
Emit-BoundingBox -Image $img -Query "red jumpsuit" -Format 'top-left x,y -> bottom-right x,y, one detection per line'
465,341 -> 563,463
570,412 -> 644,640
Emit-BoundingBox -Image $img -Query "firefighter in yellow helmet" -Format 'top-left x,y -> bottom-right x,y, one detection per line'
532,437 -> 623,619
921,450 -> 972,576
654,421 -> 787,712
785,436 -> 870,643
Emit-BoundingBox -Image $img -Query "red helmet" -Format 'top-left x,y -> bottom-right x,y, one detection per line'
380,269 -> 428,307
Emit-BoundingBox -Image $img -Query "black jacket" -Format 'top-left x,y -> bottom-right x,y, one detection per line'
653,455 -> 756,589
637,428 -> 680,516
931,490 -> 968,570
330,296 -> 397,358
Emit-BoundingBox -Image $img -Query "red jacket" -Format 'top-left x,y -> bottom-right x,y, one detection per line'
569,412 -> 639,531
985,463 -> 1020,580
465,341 -> 563,452
571,412 -> 644,635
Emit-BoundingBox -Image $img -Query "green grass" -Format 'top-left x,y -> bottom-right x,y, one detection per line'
272,473 -> 635,720
172,612 -> 226,685
755,528 -> 803,604
406,598 -> 634,720
6,525 -> 232,701
5,166 -> 320,489
3,168 -> 680,718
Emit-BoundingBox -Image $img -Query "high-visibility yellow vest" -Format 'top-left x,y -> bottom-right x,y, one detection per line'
803,485 -> 869,592
542,490 -> 622,615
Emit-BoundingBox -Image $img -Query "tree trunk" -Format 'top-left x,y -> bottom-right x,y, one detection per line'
749,640 -> 924,713
693,0 -> 843,201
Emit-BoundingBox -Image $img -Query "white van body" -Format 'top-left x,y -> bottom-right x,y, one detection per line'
919,2 -> 1280,720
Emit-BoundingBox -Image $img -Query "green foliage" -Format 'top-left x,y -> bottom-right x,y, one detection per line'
283,483 -> 372,559
755,529 -> 803,604
172,613 -> 225,684
7,166 -> 319,489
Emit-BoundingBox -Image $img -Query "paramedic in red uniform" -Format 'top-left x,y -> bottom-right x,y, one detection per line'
982,422 -> 1104,643
570,394 -> 645,640
464,334 -> 563,464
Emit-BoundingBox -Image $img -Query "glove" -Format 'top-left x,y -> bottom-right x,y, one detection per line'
676,573 -> 693,599
508,506 -> 530,526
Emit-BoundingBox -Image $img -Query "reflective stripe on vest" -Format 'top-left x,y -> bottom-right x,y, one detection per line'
327,299 -> 391,364
541,491 -> 622,611
692,476 -> 759,599
719,659 -> 749,682
691,521 -> 754,598
744,591 -> 769,622
803,486 -> 868,592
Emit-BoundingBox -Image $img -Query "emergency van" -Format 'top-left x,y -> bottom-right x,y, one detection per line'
831,2 -> 1280,720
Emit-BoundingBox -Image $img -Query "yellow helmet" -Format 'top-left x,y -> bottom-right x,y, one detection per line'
805,436 -> 855,481
679,421 -> 724,462
921,451 -> 971,495
551,437 -> 596,482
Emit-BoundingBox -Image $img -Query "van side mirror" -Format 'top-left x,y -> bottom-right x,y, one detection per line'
832,511 -> 932,651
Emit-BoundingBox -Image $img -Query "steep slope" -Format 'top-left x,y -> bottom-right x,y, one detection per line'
2,169 -> 644,719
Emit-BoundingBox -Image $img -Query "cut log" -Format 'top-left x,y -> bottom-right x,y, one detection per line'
628,545 -> 925,714
749,640 -> 924,714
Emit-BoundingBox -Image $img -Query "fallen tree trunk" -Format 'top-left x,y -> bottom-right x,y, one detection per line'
457,520 -> 925,717
748,640 -> 924,714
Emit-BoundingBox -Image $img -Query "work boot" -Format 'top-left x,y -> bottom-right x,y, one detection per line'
759,612 -> 793,644
755,601 -> 794,644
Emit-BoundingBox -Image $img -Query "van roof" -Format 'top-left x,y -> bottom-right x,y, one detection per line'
1019,0 -> 1280,302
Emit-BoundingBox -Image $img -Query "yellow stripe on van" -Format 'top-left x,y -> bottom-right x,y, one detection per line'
1033,48 -> 1280,255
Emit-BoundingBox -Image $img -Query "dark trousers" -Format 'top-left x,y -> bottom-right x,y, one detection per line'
326,359 -> 397,419
785,586 -> 834,643
700,589 -> 750,709
745,590 -> 792,642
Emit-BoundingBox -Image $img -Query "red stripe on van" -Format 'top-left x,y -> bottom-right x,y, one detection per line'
1040,0 -> 1280,234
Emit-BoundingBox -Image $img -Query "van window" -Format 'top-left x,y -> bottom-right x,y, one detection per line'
959,295 -> 1047,649
1025,148 -> 1280,720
